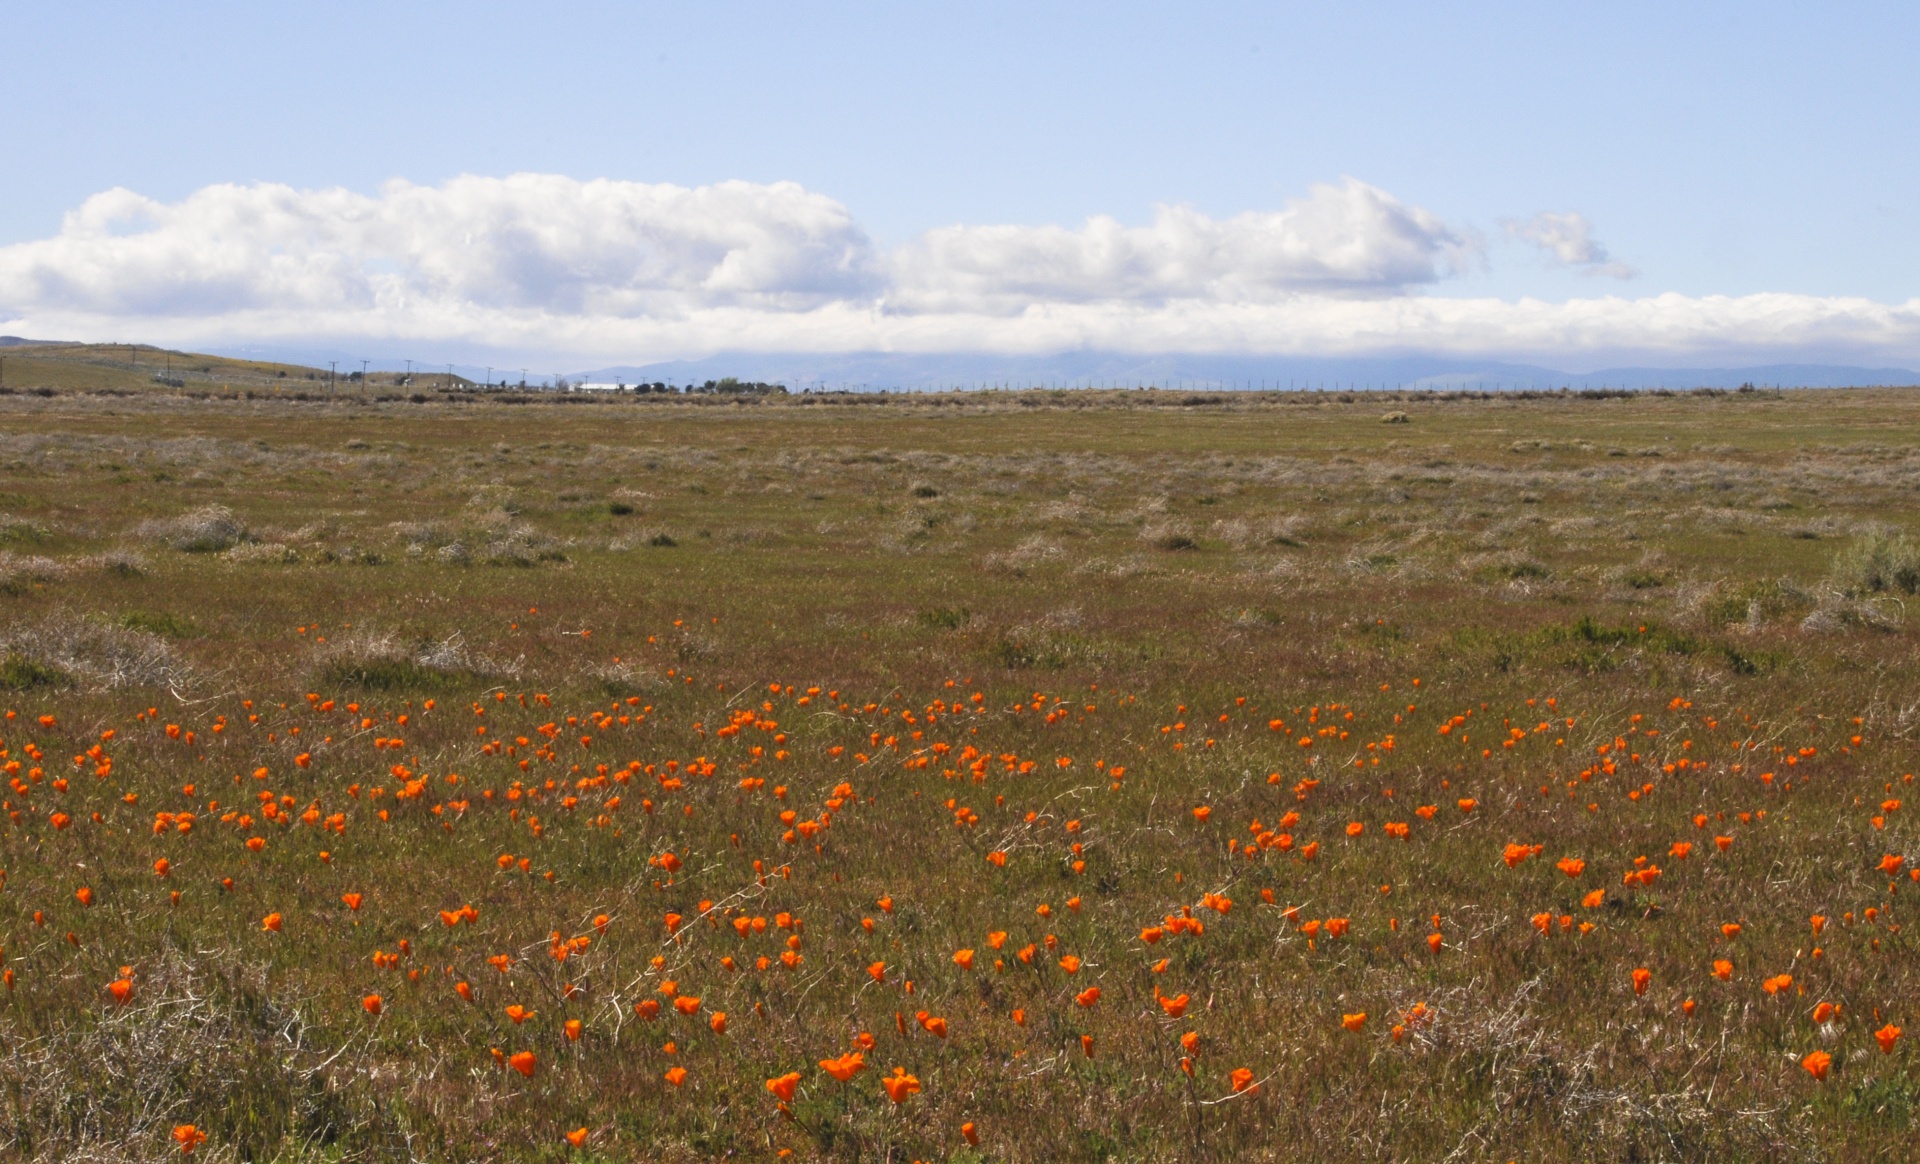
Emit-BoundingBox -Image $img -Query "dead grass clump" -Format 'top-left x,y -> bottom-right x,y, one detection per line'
0,951 -> 384,1164
1830,529 -> 1920,596
0,614 -> 188,690
0,551 -> 69,594
1140,521 -> 1198,551
134,505 -> 250,553
313,630 -> 515,691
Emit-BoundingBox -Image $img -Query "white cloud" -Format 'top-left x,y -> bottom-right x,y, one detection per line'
4,174 -> 1918,367
1504,211 -> 1637,279
890,179 -> 1475,311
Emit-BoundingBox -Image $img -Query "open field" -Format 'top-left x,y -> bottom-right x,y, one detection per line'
0,384 -> 1918,1162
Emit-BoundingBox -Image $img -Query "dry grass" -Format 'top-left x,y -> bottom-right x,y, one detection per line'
0,386 -> 1915,1162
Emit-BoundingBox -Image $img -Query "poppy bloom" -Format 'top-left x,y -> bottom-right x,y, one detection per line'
819,1052 -> 866,1081
506,1004 -> 533,1024
1556,857 -> 1586,878
1075,986 -> 1101,1007
674,995 -> 701,1015
767,1071 -> 802,1102
709,1012 -> 727,1034
1713,960 -> 1733,981
1427,933 -> 1443,953
1801,1049 -> 1832,1081
664,1066 -> 688,1086
508,1051 -> 537,1077
868,961 -> 886,982
108,978 -> 134,1006
961,1121 -> 979,1146
172,1125 -> 208,1154
881,1067 -> 921,1103
1229,1067 -> 1257,1093
341,893 -> 363,911
1812,1002 -> 1838,1024
953,949 -> 975,970
362,994 -> 382,1016
1192,806 -> 1211,823
153,858 -> 171,878
1341,1013 -> 1367,1032
1631,968 -> 1651,996
1081,1034 -> 1095,1057
1875,1023 -> 1902,1053
565,1128 -> 589,1148
566,1019 -> 584,1040
1159,992 -> 1190,1018
1058,955 -> 1081,974
1181,1031 -> 1200,1054
456,981 -> 473,1002
261,913 -> 283,932
76,887 -> 94,907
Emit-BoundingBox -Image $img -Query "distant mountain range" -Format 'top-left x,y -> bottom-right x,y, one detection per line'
571,351 -> 1920,392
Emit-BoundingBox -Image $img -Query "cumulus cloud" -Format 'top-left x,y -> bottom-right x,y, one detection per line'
1504,211 -> 1637,279
891,179 -> 1475,311
4,174 -> 1918,366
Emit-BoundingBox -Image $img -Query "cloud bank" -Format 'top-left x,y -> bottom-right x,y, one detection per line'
3,173 -> 1918,367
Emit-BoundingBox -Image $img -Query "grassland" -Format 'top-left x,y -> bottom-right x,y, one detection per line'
0,381 -> 1917,1162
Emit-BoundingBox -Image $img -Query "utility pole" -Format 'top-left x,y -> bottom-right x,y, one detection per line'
520,369 -> 527,391
360,359 -> 369,386
404,359 -> 412,383
447,363 -> 454,387
486,367 -> 493,390
329,361 -> 337,392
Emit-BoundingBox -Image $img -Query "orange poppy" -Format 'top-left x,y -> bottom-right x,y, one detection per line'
881,1067 -> 921,1103
767,1071 -> 802,1101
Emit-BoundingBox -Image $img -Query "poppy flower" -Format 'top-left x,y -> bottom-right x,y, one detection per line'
961,1121 -> 979,1146
1713,960 -> 1733,981
1801,1049 -> 1832,1081
819,1052 -> 866,1081
108,978 -> 134,1006
1075,986 -> 1101,1007
1229,1067 -> 1257,1093
261,913 -> 283,932
767,1071 -> 802,1102
1875,1023 -> 1902,1054
1192,806 -> 1211,823
76,887 -> 94,907
1058,955 -> 1081,974
506,1004 -> 533,1024
566,1019 -> 584,1040
565,1128 -> 589,1148
868,961 -> 886,982
362,994 -> 382,1016
1812,1002 -> 1838,1024
1159,992 -> 1190,1018
953,949 -> 976,970
664,1066 -> 688,1087
1631,968 -> 1651,996
341,893 -> 363,911
508,1051 -> 537,1077
172,1125 -> 208,1154
881,1067 -> 921,1103
1555,857 -> 1585,878
709,1012 -> 727,1034
153,858 -> 171,878
674,995 -> 701,1015
1081,1034 -> 1095,1057
1341,1013 -> 1367,1031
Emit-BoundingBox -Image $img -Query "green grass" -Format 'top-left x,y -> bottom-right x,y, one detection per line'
0,386 -> 1915,1162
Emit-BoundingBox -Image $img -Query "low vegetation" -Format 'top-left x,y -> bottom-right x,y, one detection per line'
0,383 -> 1916,1162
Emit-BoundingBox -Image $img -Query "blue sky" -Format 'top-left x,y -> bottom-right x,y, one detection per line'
3,2 -> 1918,371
